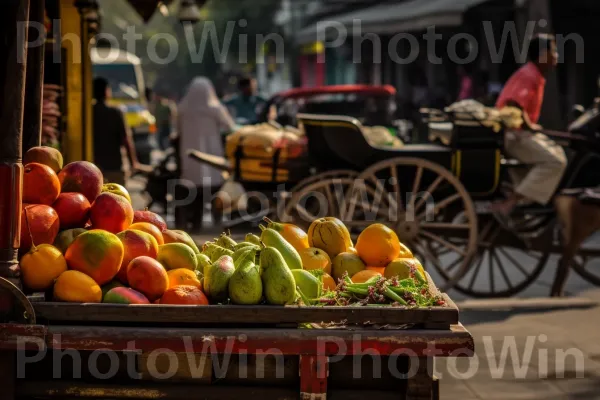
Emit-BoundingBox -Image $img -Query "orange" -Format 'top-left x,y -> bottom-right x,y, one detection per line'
264,219 -> 310,252
53,270 -> 102,303
299,247 -> 332,275
366,266 -> 386,275
65,230 -> 124,285
127,256 -> 169,301
168,268 -> 202,289
129,222 -> 164,245
355,223 -> 407,268
23,146 -> 63,173
23,162 -> 61,205
160,285 -> 209,305
20,244 -> 67,290
351,269 -> 382,284
322,273 -> 336,291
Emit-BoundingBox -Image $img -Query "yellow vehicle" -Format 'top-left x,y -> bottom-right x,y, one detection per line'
91,47 -> 157,164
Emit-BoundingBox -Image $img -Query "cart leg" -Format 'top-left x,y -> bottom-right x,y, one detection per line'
407,357 -> 433,400
0,351 -> 15,400
299,355 -> 328,400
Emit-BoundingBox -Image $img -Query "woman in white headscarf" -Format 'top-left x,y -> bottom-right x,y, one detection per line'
176,77 -> 236,231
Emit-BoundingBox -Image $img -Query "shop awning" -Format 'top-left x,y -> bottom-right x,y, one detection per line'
297,0 -> 491,43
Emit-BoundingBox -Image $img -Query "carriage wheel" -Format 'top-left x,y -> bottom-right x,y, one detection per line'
434,217 -> 550,297
345,157 -> 478,292
281,171 -> 359,232
288,170 -> 359,194
572,243 -> 600,286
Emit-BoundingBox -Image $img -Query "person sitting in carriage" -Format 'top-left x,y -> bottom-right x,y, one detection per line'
492,33 -> 568,217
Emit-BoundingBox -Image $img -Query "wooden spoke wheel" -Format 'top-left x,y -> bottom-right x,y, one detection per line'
345,157 -> 478,292
572,238 -> 600,286
436,217 -> 550,297
288,170 -> 359,194
282,170 -> 360,232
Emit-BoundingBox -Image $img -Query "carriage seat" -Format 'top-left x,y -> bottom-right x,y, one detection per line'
298,113 -> 452,172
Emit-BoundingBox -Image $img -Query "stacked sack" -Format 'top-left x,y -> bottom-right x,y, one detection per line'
225,123 -> 307,182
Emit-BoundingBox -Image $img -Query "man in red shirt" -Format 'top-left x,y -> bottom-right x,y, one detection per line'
493,34 -> 567,216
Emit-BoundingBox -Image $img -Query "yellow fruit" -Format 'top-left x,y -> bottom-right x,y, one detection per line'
264,218 -> 310,252
385,258 -> 426,280
331,252 -> 365,281
351,269 -> 382,283
167,268 -> 202,289
20,244 -> 67,290
355,223 -> 407,268
158,243 -> 198,270
299,247 -> 332,275
307,217 -> 352,259
53,270 -> 102,303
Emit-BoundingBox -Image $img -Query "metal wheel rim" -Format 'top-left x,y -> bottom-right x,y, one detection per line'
349,157 -> 478,292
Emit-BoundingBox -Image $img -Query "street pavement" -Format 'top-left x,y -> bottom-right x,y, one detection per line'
127,177 -> 600,399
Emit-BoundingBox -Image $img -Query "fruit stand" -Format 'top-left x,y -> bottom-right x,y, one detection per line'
0,1 -> 474,399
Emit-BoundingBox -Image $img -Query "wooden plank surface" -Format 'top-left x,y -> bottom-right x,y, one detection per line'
33,302 -> 458,327
43,324 -> 475,356
16,380 -> 299,400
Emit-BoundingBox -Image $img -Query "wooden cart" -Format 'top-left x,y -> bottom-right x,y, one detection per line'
0,293 -> 474,400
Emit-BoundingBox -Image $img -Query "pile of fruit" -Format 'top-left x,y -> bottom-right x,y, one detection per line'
19,146 -> 208,305
197,217 -> 443,307
18,146 -> 442,308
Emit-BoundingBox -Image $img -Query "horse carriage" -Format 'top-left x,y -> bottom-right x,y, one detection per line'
279,103 -> 600,298
189,84 -> 600,297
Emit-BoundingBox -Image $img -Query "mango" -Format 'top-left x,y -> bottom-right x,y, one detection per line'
385,257 -> 427,284
332,252 -> 366,281
204,255 -> 235,302
163,229 -> 201,254
260,247 -> 296,305
229,257 -> 262,305
157,243 -> 198,271
291,269 -> 320,299
260,227 -> 302,270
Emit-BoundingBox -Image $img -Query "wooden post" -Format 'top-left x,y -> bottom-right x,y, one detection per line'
299,355 -> 328,399
0,0 -> 30,293
22,0 -> 46,153
406,357 -> 434,400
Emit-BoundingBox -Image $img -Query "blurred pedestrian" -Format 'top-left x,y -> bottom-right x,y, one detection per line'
457,65 -> 474,101
93,77 -> 143,185
153,91 -> 177,150
224,76 -> 266,125
176,77 -> 236,232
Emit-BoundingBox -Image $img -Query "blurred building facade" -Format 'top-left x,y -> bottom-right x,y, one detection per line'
295,0 -> 600,129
